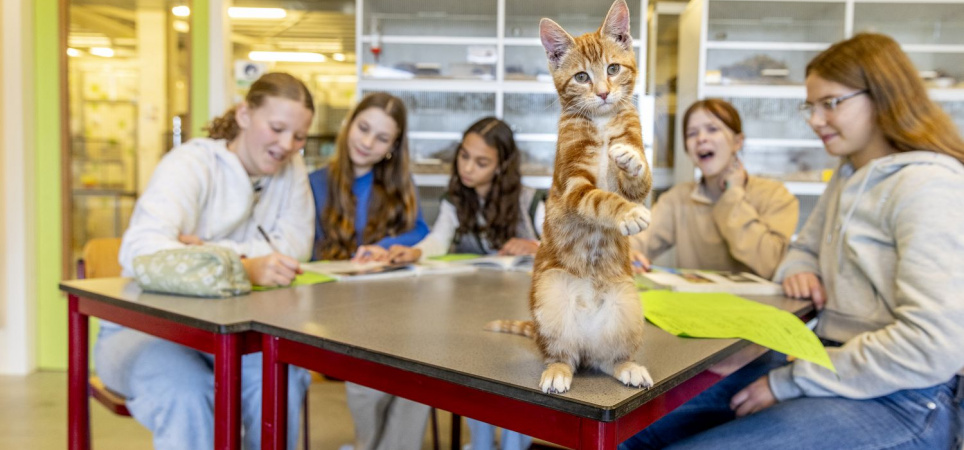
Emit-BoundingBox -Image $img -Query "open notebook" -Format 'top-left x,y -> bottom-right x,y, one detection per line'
301,259 -> 478,281
429,254 -> 534,271
636,268 -> 783,296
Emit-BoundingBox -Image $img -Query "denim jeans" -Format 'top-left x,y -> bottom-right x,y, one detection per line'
466,417 -> 533,450
619,351 -> 964,450
94,326 -> 311,450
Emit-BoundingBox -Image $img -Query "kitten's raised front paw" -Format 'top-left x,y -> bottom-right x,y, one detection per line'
615,361 -> 654,389
540,363 -> 573,394
618,205 -> 651,235
609,144 -> 645,178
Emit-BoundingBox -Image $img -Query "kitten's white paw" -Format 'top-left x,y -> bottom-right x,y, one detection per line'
618,205 -> 651,235
540,363 -> 573,394
609,144 -> 645,178
615,362 -> 654,389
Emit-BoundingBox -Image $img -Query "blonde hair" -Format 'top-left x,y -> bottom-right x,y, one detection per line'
806,33 -> 964,163
316,92 -> 417,260
205,73 -> 314,141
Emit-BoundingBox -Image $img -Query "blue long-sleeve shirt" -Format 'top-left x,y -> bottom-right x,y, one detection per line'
309,167 -> 429,259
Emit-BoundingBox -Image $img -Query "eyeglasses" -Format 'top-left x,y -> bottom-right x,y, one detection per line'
798,90 -> 868,120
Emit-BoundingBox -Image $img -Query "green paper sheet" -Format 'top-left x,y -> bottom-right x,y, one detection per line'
641,291 -> 835,372
253,271 -> 337,291
429,253 -> 481,262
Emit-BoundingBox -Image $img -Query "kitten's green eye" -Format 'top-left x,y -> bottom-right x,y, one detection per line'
574,72 -> 590,83
607,64 -> 620,76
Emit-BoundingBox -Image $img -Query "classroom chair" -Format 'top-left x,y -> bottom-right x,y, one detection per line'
77,237 -> 312,449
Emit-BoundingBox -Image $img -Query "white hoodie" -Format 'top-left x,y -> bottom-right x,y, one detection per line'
118,138 -> 315,276
771,151 -> 964,400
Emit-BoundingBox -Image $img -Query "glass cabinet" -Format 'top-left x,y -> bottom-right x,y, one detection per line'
357,0 -> 656,188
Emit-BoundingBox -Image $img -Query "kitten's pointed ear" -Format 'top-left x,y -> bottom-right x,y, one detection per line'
540,18 -> 575,69
601,0 -> 633,51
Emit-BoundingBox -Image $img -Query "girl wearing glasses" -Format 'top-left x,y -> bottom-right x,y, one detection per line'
631,98 -> 798,279
621,33 -> 964,450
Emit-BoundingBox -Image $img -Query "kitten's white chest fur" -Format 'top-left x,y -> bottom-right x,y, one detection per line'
593,115 -> 614,192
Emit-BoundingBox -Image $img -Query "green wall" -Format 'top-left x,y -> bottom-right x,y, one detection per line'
191,0 -> 210,139
35,0 -> 65,370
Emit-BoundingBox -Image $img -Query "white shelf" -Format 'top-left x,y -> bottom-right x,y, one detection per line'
703,85 -> 807,98
361,35 -> 499,45
414,173 -> 552,189
358,79 -> 498,92
706,41 -> 831,51
745,138 -> 824,148
409,131 -> 462,140
502,37 -> 644,48
515,133 -> 558,142
783,181 -> 826,196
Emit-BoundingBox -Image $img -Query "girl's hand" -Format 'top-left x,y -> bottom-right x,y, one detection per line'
498,238 -> 540,256
730,375 -> 777,417
782,272 -> 827,310
352,245 -> 389,263
631,250 -> 651,273
242,253 -> 301,287
719,158 -> 748,191
179,234 -> 204,246
388,245 -> 421,264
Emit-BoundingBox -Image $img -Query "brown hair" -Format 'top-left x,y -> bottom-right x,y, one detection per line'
316,92 -> 417,260
806,33 -> 964,163
205,72 -> 315,141
682,98 -> 743,139
449,117 -> 523,250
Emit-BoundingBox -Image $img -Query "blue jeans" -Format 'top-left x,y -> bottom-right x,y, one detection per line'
466,418 -> 532,450
620,351 -> 964,450
94,326 -> 310,450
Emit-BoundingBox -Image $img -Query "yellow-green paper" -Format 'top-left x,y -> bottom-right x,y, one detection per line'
253,271 -> 336,291
641,291 -> 835,372
429,253 -> 481,262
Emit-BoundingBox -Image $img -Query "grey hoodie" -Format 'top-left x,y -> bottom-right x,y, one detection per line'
770,151 -> 964,401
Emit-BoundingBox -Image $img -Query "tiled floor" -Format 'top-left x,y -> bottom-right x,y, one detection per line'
0,371 -> 470,450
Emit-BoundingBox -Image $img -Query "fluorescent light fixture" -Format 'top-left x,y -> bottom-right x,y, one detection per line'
333,53 -> 346,62
249,51 -> 325,62
172,6 -> 190,17
66,48 -> 81,57
173,20 -> 190,33
229,7 -> 286,19
89,47 -> 115,58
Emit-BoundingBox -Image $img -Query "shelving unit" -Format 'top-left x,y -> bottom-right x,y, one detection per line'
355,0 -> 655,188
677,0 -> 964,197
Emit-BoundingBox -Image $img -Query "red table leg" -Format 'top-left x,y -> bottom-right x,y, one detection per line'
215,334 -> 242,450
261,335 -> 288,450
580,419 -> 618,450
68,295 -> 90,450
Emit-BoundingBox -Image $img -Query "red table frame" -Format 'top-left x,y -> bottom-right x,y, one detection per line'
68,294 -> 261,450
260,334 -> 726,450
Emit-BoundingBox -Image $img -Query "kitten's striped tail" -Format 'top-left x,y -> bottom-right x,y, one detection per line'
484,319 -> 535,338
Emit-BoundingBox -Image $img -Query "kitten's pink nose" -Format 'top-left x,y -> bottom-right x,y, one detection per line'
598,92 -> 608,101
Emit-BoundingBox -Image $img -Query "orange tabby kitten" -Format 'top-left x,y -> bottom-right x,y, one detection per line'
486,0 -> 653,394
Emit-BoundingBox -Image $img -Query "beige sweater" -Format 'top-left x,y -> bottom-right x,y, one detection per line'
632,176 -> 798,279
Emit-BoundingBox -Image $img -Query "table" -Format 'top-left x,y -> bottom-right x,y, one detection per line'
61,277 -> 265,450
253,271 -> 812,449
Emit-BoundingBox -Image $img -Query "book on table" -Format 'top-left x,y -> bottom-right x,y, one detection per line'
636,268 -> 783,296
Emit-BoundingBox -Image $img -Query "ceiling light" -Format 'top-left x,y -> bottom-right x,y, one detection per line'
89,47 -> 115,58
333,53 -> 346,62
173,20 -> 190,33
172,6 -> 190,17
229,7 -> 286,19
249,51 -> 325,62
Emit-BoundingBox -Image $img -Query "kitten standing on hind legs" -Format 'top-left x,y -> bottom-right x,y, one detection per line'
487,0 -> 654,394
